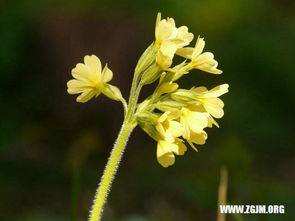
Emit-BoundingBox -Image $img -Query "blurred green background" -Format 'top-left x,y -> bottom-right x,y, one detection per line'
1,0 -> 294,220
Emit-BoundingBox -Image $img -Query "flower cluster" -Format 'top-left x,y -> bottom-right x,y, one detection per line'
147,84 -> 228,167
136,13 -> 228,167
67,13 -> 228,168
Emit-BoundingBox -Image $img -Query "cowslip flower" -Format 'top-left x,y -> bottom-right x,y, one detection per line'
155,110 -> 187,167
157,139 -> 187,167
155,13 -> 193,70
155,110 -> 183,143
192,84 -> 229,118
177,36 -> 222,74
180,108 -> 208,138
156,81 -> 179,97
67,55 -> 113,103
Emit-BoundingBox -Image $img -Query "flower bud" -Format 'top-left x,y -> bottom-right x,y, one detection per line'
135,43 -> 157,75
140,62 -> 163,85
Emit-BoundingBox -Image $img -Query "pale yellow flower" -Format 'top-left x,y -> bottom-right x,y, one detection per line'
178,107 -> 210,151
157,139 -> 187,167
180,107 -> 208,139
156,81 -> 179,97
156,110 -> 183,143
155,13 -> 193,70
154,110 -> 188,167
189,131 -> 208,145
192,84 -> 229,118
177,36 -> 222,74
67,55 -> 113,103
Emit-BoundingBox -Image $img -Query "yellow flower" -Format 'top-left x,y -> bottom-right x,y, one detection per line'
189,131 -> 208,145
177,36 -> 222,74
156,110 -> 183,143
180,107 -> 208,139
155,13 -> 193,70
156,81 -> 179,97
67,55 -> 113,103
154,110 -> 188,167
157,139 -> 187,167
192,84 -> 229,118
179,107 -> 209,150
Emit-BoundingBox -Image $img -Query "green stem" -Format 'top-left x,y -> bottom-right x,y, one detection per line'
89,66 -> 144,220
89,122 -> 135,221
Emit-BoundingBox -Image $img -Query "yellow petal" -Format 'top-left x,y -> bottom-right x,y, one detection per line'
157,42 -> 177,69
71,63 -> 92,82
155,123 -> 166,138
204,84 -> 229,98
84,55 -> 101,75
158,82 -> 178,95
192,86 -> 208,94
203,98 -> 224,118
167,109 -> 181,119
176,47 -> 194,59
194,52 -> 214,65
193,52 -> 222,74
72,55 -> 103,82
167,120 -> 183,138
102,64 -> 113,83
157,140 -> 175,167
67,79 -> 88,94
175,26 -> 194,47
188,112 -> 208,133
190,131 -> 207,145
192,36 -> 205,59
167,17 -> 176,27
181,109 -> 208,134
182,121 -> 191,140
207,115 -> 219,128
155,12 -> 161,34
76,88 -> 98,103
174,139 -> 187,155
155,19 -> 175,44
156,50 -> 172,70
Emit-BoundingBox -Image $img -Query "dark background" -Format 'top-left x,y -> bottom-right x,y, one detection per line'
1,0 -> 294,220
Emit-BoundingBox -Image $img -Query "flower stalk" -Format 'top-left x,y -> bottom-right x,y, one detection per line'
89,121 -> 135,221
89,66 -> 144,220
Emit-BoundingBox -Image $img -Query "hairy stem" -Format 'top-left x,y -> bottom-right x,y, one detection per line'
89,122 -> 135,221
89,64 -> 145,220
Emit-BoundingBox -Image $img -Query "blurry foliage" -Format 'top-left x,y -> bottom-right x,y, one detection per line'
0,0 -> 294,220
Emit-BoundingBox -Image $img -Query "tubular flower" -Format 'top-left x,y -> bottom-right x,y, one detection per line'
192,84 -> 229,118
155,13 -> 193,70
156,81 -> 179,97
156,110 -> 183,143
155,111 -> 187,167
177,36 -> 222,74
180,107 -> 209,139
157,139 -> 187,167
67,55 -> 113,103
